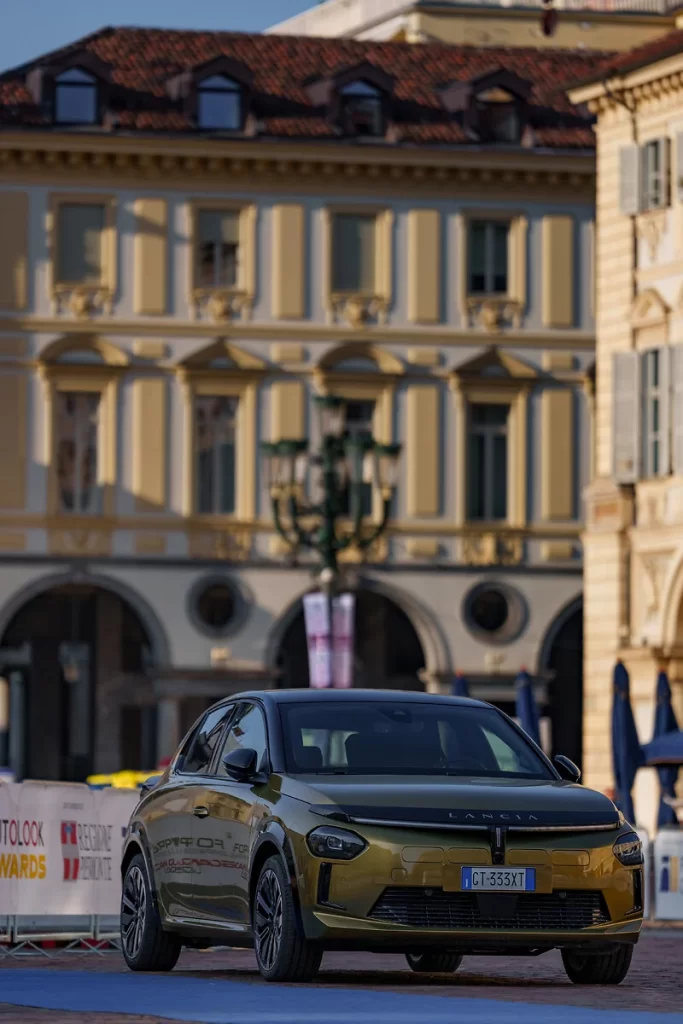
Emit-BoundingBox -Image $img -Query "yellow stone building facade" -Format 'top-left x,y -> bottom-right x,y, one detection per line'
0,27 -> 598,782
570,24 -> 683,833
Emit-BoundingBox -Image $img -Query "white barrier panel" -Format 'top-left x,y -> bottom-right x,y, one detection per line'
636,827 -> 651,919
0,781 -> 18,916
654,827 -> 683,920
14,781 -> 97,916
96,787 -> 140,916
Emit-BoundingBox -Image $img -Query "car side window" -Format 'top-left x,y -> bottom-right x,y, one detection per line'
181,706 -> 233,775
216,703 -> 268,776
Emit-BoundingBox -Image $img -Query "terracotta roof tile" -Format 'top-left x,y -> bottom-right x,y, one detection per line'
0,26 -> 609,149
593,27 -> 683,81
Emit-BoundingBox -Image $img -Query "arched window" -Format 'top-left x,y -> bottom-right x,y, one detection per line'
55,68 -> 98,125
197,75 -> 241,131
340,80 -> 384,137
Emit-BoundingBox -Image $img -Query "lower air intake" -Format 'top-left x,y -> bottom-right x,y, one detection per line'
368,888 -> 610,930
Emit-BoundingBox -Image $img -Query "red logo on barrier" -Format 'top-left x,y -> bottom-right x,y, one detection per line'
60,821 -> 79,881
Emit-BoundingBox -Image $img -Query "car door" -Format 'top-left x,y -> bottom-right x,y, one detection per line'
190,701 -> 270,930
146,704 -> 233,921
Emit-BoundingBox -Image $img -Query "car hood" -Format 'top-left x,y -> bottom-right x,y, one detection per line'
282,775 -> 621,830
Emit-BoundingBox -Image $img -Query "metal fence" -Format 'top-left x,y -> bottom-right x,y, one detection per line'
0,917 -> 121,958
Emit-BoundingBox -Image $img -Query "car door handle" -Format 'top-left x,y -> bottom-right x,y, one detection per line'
193,805 -> 210,819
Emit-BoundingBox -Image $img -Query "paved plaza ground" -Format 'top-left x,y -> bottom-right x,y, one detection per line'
0,928 -> 681,1023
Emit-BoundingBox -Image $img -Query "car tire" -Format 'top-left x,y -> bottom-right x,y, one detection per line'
121,852 -> 181,972
561,945 -> 633,985
406,952 -> 463,974
253,854 -> 322,983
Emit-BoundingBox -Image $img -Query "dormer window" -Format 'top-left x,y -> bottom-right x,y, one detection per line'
55,68 -> 97,125
476,88 -> 521,145
340,81 -> 384,137
197,75 -> 241,131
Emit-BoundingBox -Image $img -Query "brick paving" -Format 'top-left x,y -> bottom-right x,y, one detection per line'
0,930 -> 681,1021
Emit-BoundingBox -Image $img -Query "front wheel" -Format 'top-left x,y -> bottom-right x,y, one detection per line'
253,855 -> 322,983
121,853 -> 181,972
406,952 -> 463,974
561,945 -> 633,985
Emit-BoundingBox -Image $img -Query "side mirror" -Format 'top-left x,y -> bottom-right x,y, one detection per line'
222,747 -> 258,781
554,755 -> 581,784
140,775 -> 162,794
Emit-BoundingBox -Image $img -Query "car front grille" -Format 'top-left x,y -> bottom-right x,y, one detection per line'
368,888 -> 610,931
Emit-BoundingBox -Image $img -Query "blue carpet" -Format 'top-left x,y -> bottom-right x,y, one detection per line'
0,970 -> 681,1023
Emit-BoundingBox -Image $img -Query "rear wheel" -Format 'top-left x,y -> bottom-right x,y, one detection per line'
121,853 -> 181,972
253,855 -> 322,983
406,952 -> 463,974
561,945 -> 633,985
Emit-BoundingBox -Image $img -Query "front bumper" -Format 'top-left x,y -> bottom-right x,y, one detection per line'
293,822 -> 644,950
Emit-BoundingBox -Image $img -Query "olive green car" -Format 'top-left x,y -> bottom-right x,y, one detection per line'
120,690 -> 643,983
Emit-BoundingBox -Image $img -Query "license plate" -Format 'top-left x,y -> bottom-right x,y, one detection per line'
461,867 -> 536,892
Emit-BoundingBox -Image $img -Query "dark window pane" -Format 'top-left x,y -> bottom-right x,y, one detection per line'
470,588 -> 509,633
492,433 -> 508,520
218,442 -> 236,514
55,70 -> 97,124
467,432 -> 485,520
217,704 -> 268,775
56,392 -> 100,514
196,584 -> 236,630
332,214 -> 376,292
195,396 -> 238,514
340,400 -> 375,515
469,222 -> 487,293
492,223 -> 509,294
198,91 -> 241,130
182,707 -> 230,774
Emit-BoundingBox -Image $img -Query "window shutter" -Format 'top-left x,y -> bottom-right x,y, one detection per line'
657,137 -> 670,209
671,345 -> 683,475
619,144 -> 640,216
659,345 -> 671,477
612,351 -> 640,484
677,133 -> 683,203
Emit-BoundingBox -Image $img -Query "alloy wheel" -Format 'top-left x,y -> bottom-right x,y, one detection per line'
121,864 -> 147,961
254,868 -> 283,972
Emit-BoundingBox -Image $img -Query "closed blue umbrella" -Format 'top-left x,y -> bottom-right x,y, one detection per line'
612,661 -> 644,825
452,673 -> 470,698
515,669 -> 541,747
650,672 -> 680,828
643,730 -> 683,764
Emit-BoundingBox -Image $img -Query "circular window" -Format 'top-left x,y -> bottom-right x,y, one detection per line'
188,576 -> 248,638
463,582 -> 526,645
469,587 -> 509,633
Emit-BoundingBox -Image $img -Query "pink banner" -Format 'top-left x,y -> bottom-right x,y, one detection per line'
303,591 -> 356,689
303,592 -> 332,689
332,593 -> 355,689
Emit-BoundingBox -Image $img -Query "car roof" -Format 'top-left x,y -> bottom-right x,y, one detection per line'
229,689 -> 491,710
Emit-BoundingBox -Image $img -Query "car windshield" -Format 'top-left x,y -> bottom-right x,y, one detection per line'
280,701 -> 553,779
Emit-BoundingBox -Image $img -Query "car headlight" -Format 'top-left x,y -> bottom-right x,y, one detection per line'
613,831 -> 643,866
306,826 -> 367,861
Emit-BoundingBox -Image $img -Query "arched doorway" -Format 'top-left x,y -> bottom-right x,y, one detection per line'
541,599 -> 584,769
0,583 -> 155,781
275,588 -> 426,690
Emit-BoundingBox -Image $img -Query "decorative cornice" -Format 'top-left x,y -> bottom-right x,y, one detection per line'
585,68 -> 683,116
0,135 -> 595,191
0,314 -> 596,350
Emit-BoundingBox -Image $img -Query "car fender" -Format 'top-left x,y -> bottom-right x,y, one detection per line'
250,819 -> 305,936
121,823 -> 161,913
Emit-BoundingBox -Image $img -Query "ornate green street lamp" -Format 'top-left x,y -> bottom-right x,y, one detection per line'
261,395 -> 401,582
